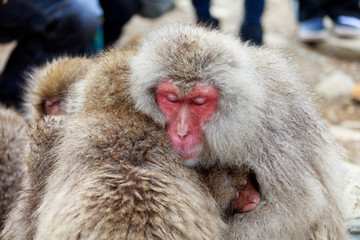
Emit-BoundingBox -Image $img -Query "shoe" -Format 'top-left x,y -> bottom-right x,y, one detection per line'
333,16 -> 360,38
298,17 -> 328,42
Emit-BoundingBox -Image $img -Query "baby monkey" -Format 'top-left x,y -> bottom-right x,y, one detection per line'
200,165 -> 261,218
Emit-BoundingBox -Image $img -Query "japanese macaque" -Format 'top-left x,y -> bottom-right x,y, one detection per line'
0,105 -> 28,230
22,56 -> 91,122
1,49 -> 225,239
1,57 -> 90,236
200,165 -> 260,216
129,23 -> 347,239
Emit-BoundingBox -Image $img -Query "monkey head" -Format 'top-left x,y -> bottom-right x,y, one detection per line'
130,23 -> 267,167
23,56 -> 90,122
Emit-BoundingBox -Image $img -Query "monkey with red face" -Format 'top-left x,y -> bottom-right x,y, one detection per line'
156,82 -> 218,162
156,80 -> 261,216
2,49 -> 226,240
5,49 -> 258,239
130,23 -> 346,239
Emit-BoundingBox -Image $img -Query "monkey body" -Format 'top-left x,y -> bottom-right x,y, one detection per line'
0,105 -> 28,231
130,23 -> 346,239
1,115 -> 66,239
2,55 -> 88,237
2,23 -> 346,239
2,49 -> 225,239
35,114 -> 222,240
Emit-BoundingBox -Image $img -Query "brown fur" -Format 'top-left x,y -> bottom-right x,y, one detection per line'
199,165 -> 251,217
130,23 -> 347,239
2,50 -> 225,239
22,56 -> 91,123
1,116 -> 62,239
1,56 -> 89,237
0,105 -> 28,231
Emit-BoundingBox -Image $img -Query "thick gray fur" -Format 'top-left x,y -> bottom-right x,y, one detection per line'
130,23 -> 347,239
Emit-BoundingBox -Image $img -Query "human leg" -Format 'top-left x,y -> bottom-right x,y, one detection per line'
99,0 -> 139,47
240,0 -> 265,46
191,0 -> 219,28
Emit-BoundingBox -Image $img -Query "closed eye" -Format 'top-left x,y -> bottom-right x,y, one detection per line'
165,93 -> 180,103
192,96 -> 207,105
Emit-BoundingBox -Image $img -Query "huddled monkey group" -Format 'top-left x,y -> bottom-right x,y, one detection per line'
0,23 -> 348,239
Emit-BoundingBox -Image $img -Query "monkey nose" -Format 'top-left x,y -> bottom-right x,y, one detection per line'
176,127 -> 189,138
176,106 -> 191,138
176,123 -> 189,138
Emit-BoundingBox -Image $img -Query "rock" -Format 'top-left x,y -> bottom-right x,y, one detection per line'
329,125 -> 360,142
315,70 -> 355,100
351,84 -> 360,102
342,161 -> 360,220
341,121 -> 360,130
347,217 -> 360,233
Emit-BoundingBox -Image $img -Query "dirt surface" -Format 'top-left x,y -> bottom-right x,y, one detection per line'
1,0 -> 360,164
259,0 -> 360,165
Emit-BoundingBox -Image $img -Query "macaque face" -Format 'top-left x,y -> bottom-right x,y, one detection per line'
231,178 -> 260,213
156,81 -> 218,164
44,97 -> 62,115
202,167 -> 261,216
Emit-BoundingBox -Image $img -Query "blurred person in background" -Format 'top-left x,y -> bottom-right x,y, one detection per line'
295,0 -> 360,42
99,0 -> 175,48
0,0 -> 102,109
192,0 -> 265,46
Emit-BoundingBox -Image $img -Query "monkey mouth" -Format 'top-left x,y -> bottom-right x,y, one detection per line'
175,145 -> 203,160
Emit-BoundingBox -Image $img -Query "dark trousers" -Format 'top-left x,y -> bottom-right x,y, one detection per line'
99,0 -> 176,47
298,0 -> 360,21
191,0 -> 264,25
0,0 -> 100,108
240,0 -> 265,45
99,0 -> 138,47
191,0 -> 264,45
192,0 -> 218,27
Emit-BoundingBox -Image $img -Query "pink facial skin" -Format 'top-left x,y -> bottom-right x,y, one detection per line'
157,81 -> 218,161
232,179 -> 260,213
44,98 -> 62,115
